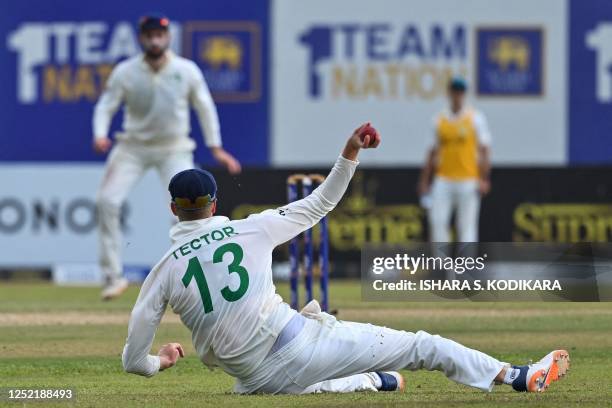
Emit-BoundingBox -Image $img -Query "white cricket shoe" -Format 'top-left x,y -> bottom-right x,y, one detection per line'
101,278 -> 129,301
511,349 -> 570,392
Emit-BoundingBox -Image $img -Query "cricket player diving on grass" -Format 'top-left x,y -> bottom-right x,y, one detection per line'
93,13 -> 241,300
418,76 -> 491,242
122,123 -> 569,395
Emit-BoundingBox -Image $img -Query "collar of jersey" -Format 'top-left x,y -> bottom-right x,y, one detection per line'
139,50 -> 175,71
169,216 -> 231,243
444,106 -> 473,121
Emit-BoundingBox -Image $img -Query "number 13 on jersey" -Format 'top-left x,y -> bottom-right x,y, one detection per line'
182,242 -> 249,313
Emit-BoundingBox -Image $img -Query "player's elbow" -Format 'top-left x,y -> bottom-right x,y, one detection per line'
122,348 -> 159,377
123,359 -> 154,377
123,361 -> 138,375
122,351 -> 149,377
122,351 -> 137,374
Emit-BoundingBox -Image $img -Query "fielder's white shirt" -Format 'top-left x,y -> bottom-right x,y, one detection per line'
122,155 -> 358,379
93,52 -> 221,150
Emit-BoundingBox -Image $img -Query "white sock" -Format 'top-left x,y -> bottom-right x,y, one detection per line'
503,367 -> 521,385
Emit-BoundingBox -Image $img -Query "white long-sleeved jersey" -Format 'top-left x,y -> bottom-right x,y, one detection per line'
122,156 -> 358,379
93,52 -> 221,150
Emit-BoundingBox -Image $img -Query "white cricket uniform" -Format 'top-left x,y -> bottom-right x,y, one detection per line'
429,107 -> 491,242
93,51 -> 222,282
123,156 -> 506,394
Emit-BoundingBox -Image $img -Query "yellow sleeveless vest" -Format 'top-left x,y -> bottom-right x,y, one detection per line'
435,109 -> 479,180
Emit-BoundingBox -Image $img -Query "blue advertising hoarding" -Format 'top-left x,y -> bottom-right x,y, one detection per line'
0,0 -> 269,165
476,27 -> 544,96
2,0 -> 612,166
569,0 -> 612,164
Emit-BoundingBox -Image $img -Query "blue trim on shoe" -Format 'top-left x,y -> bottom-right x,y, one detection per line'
511,366 -> 529,392
375,372 -> 398,391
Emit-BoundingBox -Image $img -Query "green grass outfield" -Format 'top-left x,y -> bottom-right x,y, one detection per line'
1,282 -> 611,407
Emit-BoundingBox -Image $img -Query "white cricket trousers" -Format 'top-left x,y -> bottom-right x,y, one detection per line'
429,177 -> 481,242
235,313 -> 505,394
96,144 -> 194,282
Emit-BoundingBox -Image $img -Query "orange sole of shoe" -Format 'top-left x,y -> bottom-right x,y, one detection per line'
527,350 -> 570,392
397,374 -> 406,392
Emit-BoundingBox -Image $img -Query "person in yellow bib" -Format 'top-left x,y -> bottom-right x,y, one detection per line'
418,77 -> 491,242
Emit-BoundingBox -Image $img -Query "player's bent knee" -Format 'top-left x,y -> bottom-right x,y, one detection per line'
414,329 -> 433,339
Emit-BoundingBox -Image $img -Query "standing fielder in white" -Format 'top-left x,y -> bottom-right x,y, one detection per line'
122,123 -> 569,395
93,14 -> 241,300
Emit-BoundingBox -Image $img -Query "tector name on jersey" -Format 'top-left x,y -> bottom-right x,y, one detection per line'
172,227 -> 238,259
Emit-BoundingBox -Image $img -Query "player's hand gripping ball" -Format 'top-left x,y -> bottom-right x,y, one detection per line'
358,122 -> 381,148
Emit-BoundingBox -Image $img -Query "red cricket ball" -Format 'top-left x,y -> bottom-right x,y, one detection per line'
359,123 -> 380,147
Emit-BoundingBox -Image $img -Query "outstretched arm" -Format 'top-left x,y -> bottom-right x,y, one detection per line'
474,111 -> 492,195
189,65 -> 221,149
122,269 -> 183,376
418,147 -> 437,196
189,64 -> 241,174
253,123 -> 381,247
92,68 -> 124,154
478,145 -> 491,195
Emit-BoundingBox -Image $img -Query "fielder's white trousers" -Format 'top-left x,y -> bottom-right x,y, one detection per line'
234,313 -> 505,394
429,177 -> 481,242
96,144 -> 194,282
